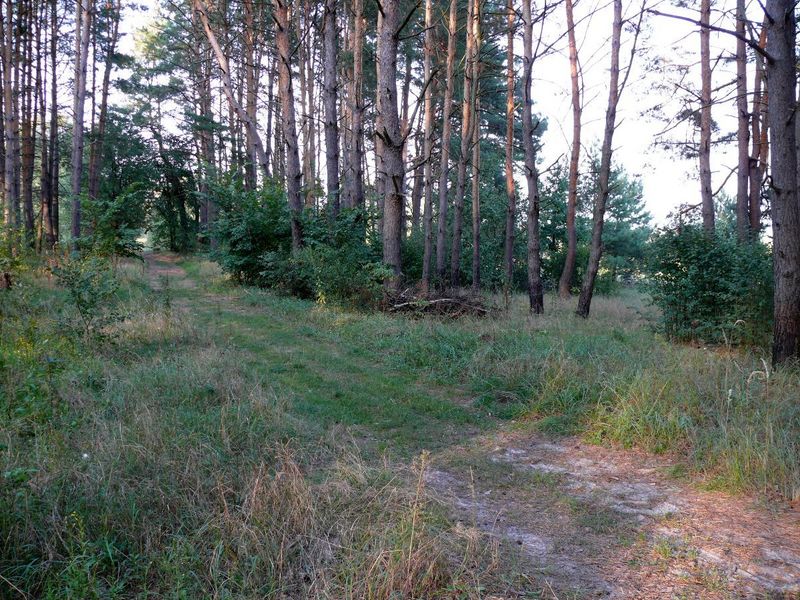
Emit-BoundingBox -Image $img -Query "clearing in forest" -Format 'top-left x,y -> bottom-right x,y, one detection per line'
2,253 -> 798,599
147,254 -> 800,598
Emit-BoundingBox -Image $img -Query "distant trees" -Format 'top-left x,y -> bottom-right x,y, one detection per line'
2,0 -> 799,365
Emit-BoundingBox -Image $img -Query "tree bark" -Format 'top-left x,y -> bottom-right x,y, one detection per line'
323,0 -> 340,217
503,0 -> 516,287
273,0 -> 303,250
470,0 -> 481,292
435,0 -> 457,282
88,0 -> 121,206
734,0 -> 749,242
748,20 -> 767,236
343,0 -> 364,210
765,0 -> 800,365
558,0 -> 581,297
20,0 -> 35,244
521,0 -> 542,313
420,0 -> 435,293
3,0 -> 20,233
70,0 -> 94,248
699,0 -> 714,234
242,0 -> 262,188
377,0 -> 406,291
576,0 -> 623,318
194,0 -> 270,179
45,0 -> 59,246
451,0 -> 476,286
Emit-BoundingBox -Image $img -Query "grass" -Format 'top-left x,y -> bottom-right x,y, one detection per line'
2,253 -> 799,596
0,260 -> 514,598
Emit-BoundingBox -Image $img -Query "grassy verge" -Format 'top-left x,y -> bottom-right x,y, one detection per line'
182,259 -> 799,500
3,254 -> 798,596
0,261 -> 521,598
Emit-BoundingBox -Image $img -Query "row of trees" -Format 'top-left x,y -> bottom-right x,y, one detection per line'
0,0 -> 798,365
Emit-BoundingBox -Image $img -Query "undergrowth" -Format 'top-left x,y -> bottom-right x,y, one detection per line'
247,276 -> 798,501
0,261 -> 515,598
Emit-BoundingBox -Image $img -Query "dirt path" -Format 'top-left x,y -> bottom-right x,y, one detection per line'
143,253 -> 800,598
143,252 -> 196,291
428,430 -> 800,598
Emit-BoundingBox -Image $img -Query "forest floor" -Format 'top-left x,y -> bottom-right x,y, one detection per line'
143,253 -> 800,599
4,252 -> 800,599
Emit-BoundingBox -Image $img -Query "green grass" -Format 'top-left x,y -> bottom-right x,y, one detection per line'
179,256 -> 799,499
0,259 -> 516,598
2,253 -> 799,597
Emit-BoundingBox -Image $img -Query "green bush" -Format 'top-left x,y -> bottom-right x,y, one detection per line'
645,225 -> 772,346
81,186 -> 146,259
52,256 -> 122,336
212,179 -> 292,284
212,180 -> 388,308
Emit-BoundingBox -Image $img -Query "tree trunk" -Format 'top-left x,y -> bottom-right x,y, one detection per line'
699,0 -> 714,234
273,0 -> 303,251
765,0 -> 800,365
521,0 -> 542,313
70,0 -> 94,248
576,0 -> 623,318
242,0 -> 261,188
38,0 -> 52,250
88,0 -> 120,205
323,0 -> 340,216
343,0 -> 364,209
451,0 -> 476,287
503,0 -> 516,287
377,0 -> 405,291
470,1 -> 481,292
20,0 -> 35,245
3,0 -> 20,233
748,21 -> 767,236
435,0 -> 457,282
558,0 -> 581,297
194,0 -> 270,178
734,0 -> 749,242
420,0 -> 435,293
46,0 -> 59,247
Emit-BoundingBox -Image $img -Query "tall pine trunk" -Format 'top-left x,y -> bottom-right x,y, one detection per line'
451,0 -> 476,286
377,0 -> 405,291
470,2 -> 481,292
420,0 -> 435,292
748,21 -> 767,236
521,0 -> 542,313
273,0 -> 303,250
88,0 -> 121,206
343,0 -> 364,209
435,0 -> 457,282
576,0 -> 623,318
558,0 -> 581,297
503,0 -> 516,287
734,0 -> 749,241
766,0 -> 800,365
3,0 -> 20,233
70,0 -> 94,248
699,0 -> 714,234
322,0 -> 340,216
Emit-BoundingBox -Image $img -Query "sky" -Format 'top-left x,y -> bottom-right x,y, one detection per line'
117,0 -> 751,226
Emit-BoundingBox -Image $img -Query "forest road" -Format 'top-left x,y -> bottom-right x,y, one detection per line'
144,252 -> 800,599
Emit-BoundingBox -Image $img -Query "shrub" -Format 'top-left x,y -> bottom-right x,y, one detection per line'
212,179 -> 292,284
81,186 -> 146,259
259,209 -> 389,308
645,225 -> 772,346
52,256 -> 122,336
